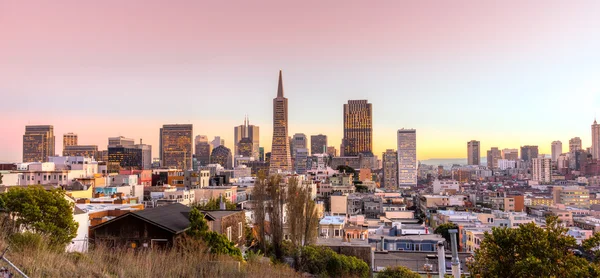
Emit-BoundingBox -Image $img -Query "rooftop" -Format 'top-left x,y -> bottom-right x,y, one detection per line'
320,216 -> 346,225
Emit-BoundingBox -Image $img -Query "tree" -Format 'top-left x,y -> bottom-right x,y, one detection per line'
0,186 -> 78,246
298,245 -> 369,278
468,215 -> 600,278
434,223 -> 458,247
336,165 -> 355,174
286,177 -> 318,248
252,171 -> 268,254
267,174 -> 286,261
582,231 -> 600,262
377,266 -> 421,278
193,197 -> 236,210
186,207 -> 242,259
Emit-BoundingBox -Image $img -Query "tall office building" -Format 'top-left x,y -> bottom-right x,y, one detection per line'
291,133 -> 307,158
382,149 -> 398,190
210,145 -> 232,169
467,140 -> 480,165
520,145 -> 539,162
211,136 -> 224,149
108,136 -> 135,148
159,124 -> 193,170
327,146 -> 337,157
23,125 -> 55,162
311,134 -> 328,155
108,145 -> 142,173
195,141 -> 211,167
532,157 -> 552,183
63,145 -> 98,158
195,135 -> 208,145
397,129 -> 417,186
294,148 -> 309,174
502,148 -> 519,160
135,139 -> 152,169
234,116 -> 260,159
269,70 -> 292,174
593,119 -> 600,159
63,133 -> 78,149
259,147 -> 265,162
342,100 -> 373,156
487,147 -> 502,169
569,137 -> 582,153
551,141 -> 562,162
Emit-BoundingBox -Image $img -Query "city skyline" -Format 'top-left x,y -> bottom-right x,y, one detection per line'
2,1 -> 600,163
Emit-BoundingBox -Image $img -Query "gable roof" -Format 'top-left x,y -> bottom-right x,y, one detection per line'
201,210 -> 243,220
132,203 -> 192,234
92,203 -> 215,234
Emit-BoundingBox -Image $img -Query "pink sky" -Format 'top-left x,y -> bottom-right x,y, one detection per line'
1,1 -> 600,162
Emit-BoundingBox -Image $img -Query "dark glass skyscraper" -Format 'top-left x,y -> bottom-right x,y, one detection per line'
310,134 -> 327,155
269,70 -> 292,173
160,124 -> 193,170
521,145 -> 539,162
343,100 -> 373,157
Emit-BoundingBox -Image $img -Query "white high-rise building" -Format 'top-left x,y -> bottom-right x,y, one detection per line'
592,119 -> 600,159
532,157 -> 552,184
397,129 -> 417,186
551,141 -> 562,162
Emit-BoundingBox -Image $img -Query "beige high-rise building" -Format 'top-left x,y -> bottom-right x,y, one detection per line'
343,100 -> 373,156
327,146 -> 337,157
592,119 -> 600,159
502,148 -> 519,160
23,125 -> 55,162
269,70 -> 292,174
569,137 -> 582,153
63,133 -> 78,148
467,140 -> 480,165
551,141 -> 562,162
487,147 -> 502,169
160,124 -> 193,170
532,157 -> 552,184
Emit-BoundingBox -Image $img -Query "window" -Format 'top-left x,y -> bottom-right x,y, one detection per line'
238,222 -> 243,238
322,229 -> 328,236
227,227 -> 232,241
334,229 -> 340,237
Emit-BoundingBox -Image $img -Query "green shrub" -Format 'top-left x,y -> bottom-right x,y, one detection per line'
299,245 -> 369,278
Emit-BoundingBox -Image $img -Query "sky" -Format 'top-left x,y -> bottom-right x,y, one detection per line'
1,0 -> 600,163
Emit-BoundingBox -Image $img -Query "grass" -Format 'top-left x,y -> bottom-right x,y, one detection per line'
0,217 -> 300,277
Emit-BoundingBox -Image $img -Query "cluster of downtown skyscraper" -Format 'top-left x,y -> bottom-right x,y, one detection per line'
464,120 -> 600,183
20,71 -> 418,188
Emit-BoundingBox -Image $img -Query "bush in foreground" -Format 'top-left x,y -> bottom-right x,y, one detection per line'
376,266 -> 420,278
298,245 -> 369,278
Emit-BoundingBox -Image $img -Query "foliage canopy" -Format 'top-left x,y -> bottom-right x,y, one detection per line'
0,185 -> 78,246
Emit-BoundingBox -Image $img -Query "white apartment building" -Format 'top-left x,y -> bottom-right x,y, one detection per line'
432,180 -> 460,194
397,129 -> 417,186
532,157 -> 552,184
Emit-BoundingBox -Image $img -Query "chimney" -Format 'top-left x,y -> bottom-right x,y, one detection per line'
437,241 -> 446,276
219,193 -> 226,210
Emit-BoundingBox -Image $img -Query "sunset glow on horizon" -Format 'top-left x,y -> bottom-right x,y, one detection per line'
2,0 -> 600,163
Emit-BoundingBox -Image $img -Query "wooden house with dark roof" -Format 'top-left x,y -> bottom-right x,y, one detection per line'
90,203 -> 246,249
91,203 -> 211,249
